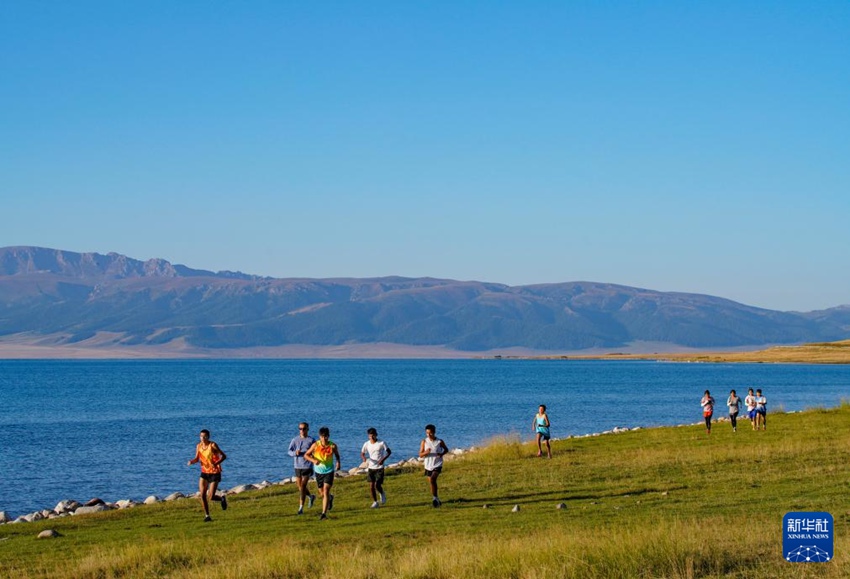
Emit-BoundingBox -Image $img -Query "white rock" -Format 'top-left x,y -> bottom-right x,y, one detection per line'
54,500 -> 81,514
114,500 -> 136,509
164,492 -> 185,501
348,467 -> 367,476
40,510 -> 52,518
143,495 -> 160,505
72,504 -> 109,515
255,481 -> 273,490
0,511 -> 9,523
37,529 -> 60,539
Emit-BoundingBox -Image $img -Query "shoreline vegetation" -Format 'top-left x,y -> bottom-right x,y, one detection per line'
510,339 -> 850,364
2,405 -> 849,578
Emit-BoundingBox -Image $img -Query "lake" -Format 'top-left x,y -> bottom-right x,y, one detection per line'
1,359 -> 848,517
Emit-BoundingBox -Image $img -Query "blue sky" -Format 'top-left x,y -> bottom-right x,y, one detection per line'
2,2 -> 848,311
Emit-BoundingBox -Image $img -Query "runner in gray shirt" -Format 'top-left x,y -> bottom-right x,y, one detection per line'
288,422 -> 316,515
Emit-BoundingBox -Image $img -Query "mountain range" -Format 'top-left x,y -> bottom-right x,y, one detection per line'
1,246 -> 849,355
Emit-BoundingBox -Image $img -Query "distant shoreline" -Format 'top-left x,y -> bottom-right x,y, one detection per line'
510,339 -> 850,364
1,333 -> 849,363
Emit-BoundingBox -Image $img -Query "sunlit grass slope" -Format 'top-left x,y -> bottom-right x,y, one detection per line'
562,339 -> 850,364
2,405 -> 849,578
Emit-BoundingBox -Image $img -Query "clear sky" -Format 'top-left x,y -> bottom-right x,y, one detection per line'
2,2 -> 848,312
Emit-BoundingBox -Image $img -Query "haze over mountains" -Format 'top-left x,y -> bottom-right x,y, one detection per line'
1,246 -> 849,356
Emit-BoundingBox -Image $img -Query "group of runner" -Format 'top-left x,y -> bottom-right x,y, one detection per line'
700,388 -> 767,435
188,423 -> 450,521
188,393 -> 771,522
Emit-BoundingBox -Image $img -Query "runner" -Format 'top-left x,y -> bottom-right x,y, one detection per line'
532,404 -> 552,458
726,389 -> 742,432
755,389 -> 767,431
187,429 -> 228,522
419,424 -> 449,507
700,390 -> 715,435
745,388 -> 757,430
287,422 -> 316,515
361,427 -> 392,508
305,426 -> 341,520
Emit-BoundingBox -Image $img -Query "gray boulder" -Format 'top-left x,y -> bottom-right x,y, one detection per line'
164,492 -> 185,502
227,484 -> 256,495
72,504 -> 110,516
0,511 -> 9,523
143,495 -> 160,505
37,529 -> 60,539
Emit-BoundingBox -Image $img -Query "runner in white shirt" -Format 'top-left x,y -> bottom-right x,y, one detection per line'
419,424 -> 449,508
744,388 -> 757,431
361,428 -> 392,508
755,389 -> 767,431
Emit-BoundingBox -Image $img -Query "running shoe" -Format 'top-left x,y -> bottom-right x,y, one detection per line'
319,512 -> 328,520
308,494 -> 316,508
220,494 -> 228,511
203,515 -> 212,522
432,497 -> 440,508
328,494 -> 334,511
380,491 -> 386,504
297,506 -> 304,515
371,501 -> 379,509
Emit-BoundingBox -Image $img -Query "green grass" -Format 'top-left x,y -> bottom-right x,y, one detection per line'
2,408 -> 849,578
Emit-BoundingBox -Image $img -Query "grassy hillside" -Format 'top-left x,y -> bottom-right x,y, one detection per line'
2,406 -> 848,578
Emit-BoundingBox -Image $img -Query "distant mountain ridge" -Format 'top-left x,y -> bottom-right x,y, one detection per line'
1,246 -> 848,353
0,246 -> 261,280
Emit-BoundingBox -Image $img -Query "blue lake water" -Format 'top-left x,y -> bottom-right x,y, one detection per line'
1,359 -> 848,517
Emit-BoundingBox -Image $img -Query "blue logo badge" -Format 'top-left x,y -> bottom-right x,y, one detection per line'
783,512 -> 833,563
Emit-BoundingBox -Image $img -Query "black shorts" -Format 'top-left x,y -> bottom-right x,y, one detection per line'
315,472 -> 335,488
200,472 -> 222,483
367,469 -> 385,484
424,466 -> 442,478
295,467 -> 314,478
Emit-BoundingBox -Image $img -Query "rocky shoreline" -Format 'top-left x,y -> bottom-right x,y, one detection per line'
4,416 -> 759,525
